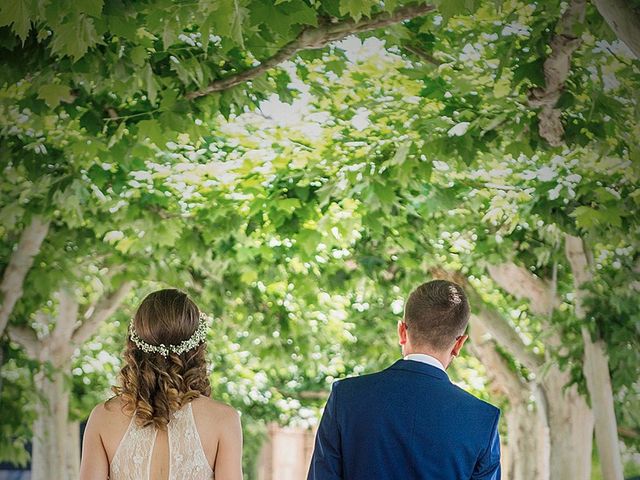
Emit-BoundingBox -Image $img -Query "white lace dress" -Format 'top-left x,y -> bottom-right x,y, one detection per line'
110,402 -> 213,480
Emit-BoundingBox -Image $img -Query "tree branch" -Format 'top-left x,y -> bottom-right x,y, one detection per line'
402,43 -> 442,66
564,235 -> 592,316
528,0 -> 586,146
468,315 -> 529,396
0,216 -> 50,336
72,281 -> 134,346
7,325 -> 40,358
474,304 -> 544,375
186,3 -> 436,99
487,262 -> 560,317
592,0 -> 640,59
618,426 -> 640,440
53,289 -> 79,345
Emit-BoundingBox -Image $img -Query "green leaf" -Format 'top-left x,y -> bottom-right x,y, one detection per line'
77,0 -> 104,17
339,0 -> 377,22
136,119 -> 164,145
37,84 -> 74,108
144,63 -> 158,105
571,206 -> 607,230
277,198 -> 301,214
0,0 -> 33,43
162,18 -> 178,49
284,0 -> 318,27
240,269 -> 258,283
435,0 -> 475,22
50,14 -> 101,60
130,46 -> 147,66
391,141 -> 411,165
211,0 -> 248,48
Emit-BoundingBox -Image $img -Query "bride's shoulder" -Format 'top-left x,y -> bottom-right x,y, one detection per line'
191,395 -> 240,424
85,396 -> 131,434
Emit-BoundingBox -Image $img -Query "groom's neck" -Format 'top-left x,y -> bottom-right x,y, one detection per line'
404,347 -> 450,370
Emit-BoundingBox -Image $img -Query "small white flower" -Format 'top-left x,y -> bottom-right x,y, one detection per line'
481,33 -> 499,42
447,122 -> 470,137
350,108 -> 370,131
603,72 -> 620,92
459,43 -> 481,62
391,299 -> 404,315
501,22 -> 530,37
104,230 -> 124,243
565,173 -> 582,183
433,160 -> 450,171
548,185 -> 562,200
131,170 -> 153,181
537,166 -> 557,181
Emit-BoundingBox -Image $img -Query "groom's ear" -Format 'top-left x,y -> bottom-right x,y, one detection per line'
398,320 -> 408,345
451,334 -> 468,357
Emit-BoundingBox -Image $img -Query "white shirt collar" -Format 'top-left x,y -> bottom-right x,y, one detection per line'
404,353 -> 446,372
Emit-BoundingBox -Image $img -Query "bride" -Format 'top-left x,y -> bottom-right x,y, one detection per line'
79,289 -> 243,480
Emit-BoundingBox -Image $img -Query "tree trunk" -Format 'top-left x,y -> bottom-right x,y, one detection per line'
19,285 -> 132,480
581,328 -> 624,480
504,398 -> 550,480
565,235 -> 624,480
32,368 -> 78,480
66,419 -> 81,479
593,0 -> 640,59
543,367 -> 594,480
468,316 -> 550,480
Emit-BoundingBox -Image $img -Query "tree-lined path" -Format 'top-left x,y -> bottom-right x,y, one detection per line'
0,1 -> 638,479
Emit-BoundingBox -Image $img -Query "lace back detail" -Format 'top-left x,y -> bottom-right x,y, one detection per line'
168,403 -> 213,478
110,403 -> 213,480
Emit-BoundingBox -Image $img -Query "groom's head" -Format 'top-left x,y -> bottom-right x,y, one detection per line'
399,280 -> 470,365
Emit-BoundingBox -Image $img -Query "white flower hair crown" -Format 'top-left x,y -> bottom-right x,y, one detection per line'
129,311 -> 209,357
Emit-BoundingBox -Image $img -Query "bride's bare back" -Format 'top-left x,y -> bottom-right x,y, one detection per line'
79,395 -> 242,480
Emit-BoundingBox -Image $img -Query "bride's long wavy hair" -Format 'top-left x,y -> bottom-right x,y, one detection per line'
112,289 -> 211,429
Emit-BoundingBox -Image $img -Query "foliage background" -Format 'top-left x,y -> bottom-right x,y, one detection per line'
0,0 -> 638,478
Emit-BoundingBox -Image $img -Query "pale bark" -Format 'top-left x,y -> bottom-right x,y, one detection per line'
0,216 -> 50,335
565,235 -> 623,480
72,280 -> 133,346
484,264 -> 595,478
475,303 -> 544,374
593,0 -> 640,59
186,3 -> 436,99
469,315 -> 550,480
486,263 -> 559,317
6,324 -> 39,358
542,368 -> 594,480
528,0 -> 586,146
32,369 -> 73,480
66,420 -> 81,480
11,283 -> 132,480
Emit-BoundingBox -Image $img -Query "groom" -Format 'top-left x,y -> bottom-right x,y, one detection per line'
307,280 -> 501,480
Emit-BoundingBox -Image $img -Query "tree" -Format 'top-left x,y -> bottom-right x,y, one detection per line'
0,1 -> 638,479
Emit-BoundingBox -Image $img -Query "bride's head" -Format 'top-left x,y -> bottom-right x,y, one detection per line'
113,289 -> 211,429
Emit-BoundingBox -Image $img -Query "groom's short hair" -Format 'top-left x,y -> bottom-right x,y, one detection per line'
404,280 -> 470,351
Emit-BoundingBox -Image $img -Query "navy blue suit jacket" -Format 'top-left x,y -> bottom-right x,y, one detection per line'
308,359 -> 501,480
